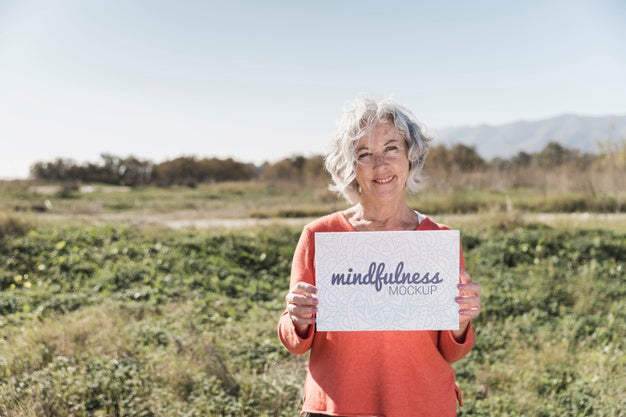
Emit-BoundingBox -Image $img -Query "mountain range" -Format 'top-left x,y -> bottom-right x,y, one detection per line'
432,114 -> 626,159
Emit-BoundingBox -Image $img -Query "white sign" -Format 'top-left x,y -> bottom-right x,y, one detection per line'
315,230 -> 460,331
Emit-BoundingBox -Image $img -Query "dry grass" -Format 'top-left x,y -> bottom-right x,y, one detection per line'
0,212 -> 33,238
1,302 -> 132,376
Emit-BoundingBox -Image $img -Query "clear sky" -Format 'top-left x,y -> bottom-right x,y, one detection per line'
1,0 -> 625,179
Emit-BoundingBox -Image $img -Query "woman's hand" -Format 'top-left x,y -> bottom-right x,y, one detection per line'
285,282 -> 318,337
453,269 -> 481,341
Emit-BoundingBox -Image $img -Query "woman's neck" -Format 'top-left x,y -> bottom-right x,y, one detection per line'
346,202 -> 418,231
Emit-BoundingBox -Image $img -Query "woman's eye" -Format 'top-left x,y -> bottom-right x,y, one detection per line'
358,152 -> 372,160
385,146 -> 399,152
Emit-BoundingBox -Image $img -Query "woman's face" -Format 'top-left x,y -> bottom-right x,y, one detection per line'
354,121 -> 409,206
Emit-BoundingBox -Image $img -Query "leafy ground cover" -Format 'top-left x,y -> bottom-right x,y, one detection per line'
0,219 -> 624,416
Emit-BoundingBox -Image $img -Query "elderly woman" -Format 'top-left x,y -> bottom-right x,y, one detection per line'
277,96 -> 481,417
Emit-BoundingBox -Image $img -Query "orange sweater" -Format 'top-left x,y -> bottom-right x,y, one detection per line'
278,212 -> 475,417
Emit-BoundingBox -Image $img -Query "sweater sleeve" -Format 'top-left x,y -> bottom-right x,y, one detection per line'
437,236 -> 475,363
277,227 -> 317,354
438,322 -> 475,363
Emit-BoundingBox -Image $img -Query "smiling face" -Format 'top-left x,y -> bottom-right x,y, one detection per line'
354,120 -> 409,207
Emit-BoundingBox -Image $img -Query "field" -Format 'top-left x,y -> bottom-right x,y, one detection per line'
0,181 -> 625,416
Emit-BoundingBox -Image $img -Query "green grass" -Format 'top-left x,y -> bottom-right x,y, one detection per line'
1,181 -> 623,221
0,182 -> 624,415
0,216 -> 624,416
0,224 -> 301,416
458,226 -> 625,416
407,188 -> 623,214
0,181 -> 344,218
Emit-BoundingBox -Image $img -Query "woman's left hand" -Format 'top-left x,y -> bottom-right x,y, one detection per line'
455,269 -> 481,335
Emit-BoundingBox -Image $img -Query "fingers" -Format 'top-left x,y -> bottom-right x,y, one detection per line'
456,294 -> 481,316
285,282 -> 318,306
286,282 -> 318,325
458,282 -> 481,296
292,281 -> 318,296
459,270 -> 481,294
287,304 -> 317,324
456,295 -> 481,305
458,269 -> 481,322
290,313 -> 317,325
285,292 -> 318,307
459,268 -> 472,284
459,306 -> 481,318
287,300 -> 318,316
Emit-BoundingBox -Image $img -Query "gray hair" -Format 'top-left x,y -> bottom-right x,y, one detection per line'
324,96 -> 432,204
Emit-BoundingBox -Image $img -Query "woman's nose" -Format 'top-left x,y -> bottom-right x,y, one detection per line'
372,153 -> 389,166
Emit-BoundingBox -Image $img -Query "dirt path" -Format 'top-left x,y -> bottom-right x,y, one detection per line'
32,210 -> 626,231
32,210 -> 314,229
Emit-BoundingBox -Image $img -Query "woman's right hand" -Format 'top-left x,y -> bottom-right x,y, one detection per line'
285,282 -> 318,336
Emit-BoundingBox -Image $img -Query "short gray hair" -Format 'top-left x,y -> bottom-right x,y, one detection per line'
324,96 -> 431,204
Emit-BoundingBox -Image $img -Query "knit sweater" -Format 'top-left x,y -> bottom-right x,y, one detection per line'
277,211 -> 475,417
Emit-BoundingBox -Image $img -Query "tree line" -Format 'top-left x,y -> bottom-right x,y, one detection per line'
30,141 -> 624,190
30,154 -> 258,187
30,153 -> 328,186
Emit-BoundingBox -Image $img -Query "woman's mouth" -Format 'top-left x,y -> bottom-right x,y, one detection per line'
373,175 -> 395,184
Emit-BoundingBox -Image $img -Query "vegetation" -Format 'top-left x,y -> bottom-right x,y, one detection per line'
0,223 -> 301,416
27,140 -> 625,203
17,139 -> 626,217
1,140 -> 624,415
0,207 -> 623,416
30,154 -> 258,187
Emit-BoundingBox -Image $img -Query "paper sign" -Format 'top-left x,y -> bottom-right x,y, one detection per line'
315,230 -> 460,331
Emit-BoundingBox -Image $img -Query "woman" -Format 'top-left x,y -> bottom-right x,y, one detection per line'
278,96 -> 481,417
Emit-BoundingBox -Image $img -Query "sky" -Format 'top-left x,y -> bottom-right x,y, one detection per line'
1,0 -> 625,179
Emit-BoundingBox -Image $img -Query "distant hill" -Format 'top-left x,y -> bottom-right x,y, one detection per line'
433,114 -> 626,159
